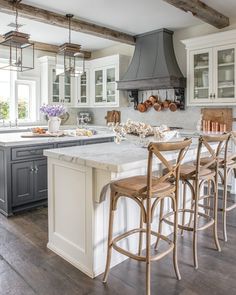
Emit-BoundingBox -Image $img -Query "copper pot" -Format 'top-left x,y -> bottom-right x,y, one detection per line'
169,102 -> 177,112
137,102 -> 147,112
163,99 -> 170,109
144,99 -> 153,109
153,101 -> 162,112
148,95 -> 157,105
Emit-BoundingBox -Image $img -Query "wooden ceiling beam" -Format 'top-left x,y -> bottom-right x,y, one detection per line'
0,0 -> 135,45
0,36 -> 92,58
163,0 -> 229,29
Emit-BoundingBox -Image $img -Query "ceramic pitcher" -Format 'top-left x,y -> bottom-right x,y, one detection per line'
48,116 -> 61,133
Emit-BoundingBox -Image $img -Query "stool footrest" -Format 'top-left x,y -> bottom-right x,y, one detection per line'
162,209 -> 214,232
112,228 -> 174,262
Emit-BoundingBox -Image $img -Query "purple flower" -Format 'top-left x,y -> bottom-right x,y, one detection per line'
40,104 -> 66,117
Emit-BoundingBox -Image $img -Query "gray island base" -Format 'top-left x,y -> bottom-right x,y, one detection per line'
0,132 -> 113,216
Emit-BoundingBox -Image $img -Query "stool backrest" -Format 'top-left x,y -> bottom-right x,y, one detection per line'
147,138 -> 192,196
227,131 -> 236,164
195,134 -> 229,178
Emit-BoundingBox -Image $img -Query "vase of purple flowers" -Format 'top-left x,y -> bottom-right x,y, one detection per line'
40,105 -> 66,133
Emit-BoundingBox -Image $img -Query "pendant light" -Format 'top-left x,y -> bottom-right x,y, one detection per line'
56,14 -> 85,77
0,0 -> 34,72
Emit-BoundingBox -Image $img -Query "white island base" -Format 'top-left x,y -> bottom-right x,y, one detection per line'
44,141 -> 201,278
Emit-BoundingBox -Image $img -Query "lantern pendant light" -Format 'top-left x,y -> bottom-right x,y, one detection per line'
56,14 -> 85,77
0,0 -> 34,72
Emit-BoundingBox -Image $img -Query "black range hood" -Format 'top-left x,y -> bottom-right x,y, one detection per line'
117,28 -> 186,91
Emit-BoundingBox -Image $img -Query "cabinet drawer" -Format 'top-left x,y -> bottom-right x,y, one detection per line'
83,137 -> 113,145
57,142 -> 79,148
11,144 -> 54,161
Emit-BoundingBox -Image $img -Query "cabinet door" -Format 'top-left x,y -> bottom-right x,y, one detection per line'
52,68 -> 60,103
12,161 -> 34,206
77,70 -> 89,105
105,67 -> 117,103
34,159 -> 48,200
94,68 -> 104,103
214,45 -> 236,103
189,49 -> 213,105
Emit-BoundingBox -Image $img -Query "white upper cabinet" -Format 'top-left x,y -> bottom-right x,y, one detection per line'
39,56 -> 76,107
40,54 -> 130,108
182,30 -> 236,106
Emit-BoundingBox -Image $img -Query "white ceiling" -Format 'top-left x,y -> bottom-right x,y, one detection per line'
0,0 -> 235,51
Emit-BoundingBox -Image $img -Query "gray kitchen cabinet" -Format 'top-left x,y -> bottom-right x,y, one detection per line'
12,161 -> 34,207
0,135 -> 114,216
34,159 -> 48,200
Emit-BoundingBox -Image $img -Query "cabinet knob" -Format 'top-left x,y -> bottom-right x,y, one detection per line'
34,166 -> 39,174
213,93 -> 216,99
30,167 -> 34,172
210,93 -> 213,99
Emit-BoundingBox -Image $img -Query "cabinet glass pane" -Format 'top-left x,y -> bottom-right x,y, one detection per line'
217,48 -> 235,98
193,53 -> 209,99
95,70 -> 104,103
106,68 -> 116,102
52,69 -> 60,102
64,74 -> 71,103
80,72 -> 87,103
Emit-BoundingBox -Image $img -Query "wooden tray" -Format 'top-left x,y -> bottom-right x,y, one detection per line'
201,108 -> 233,131
21,132 -> 65,138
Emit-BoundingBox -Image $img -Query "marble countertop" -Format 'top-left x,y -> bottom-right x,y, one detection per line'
0,130 -> 114,147
44,140 -> 200,173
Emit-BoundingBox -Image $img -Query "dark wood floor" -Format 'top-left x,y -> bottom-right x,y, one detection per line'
0,203 -> 235,295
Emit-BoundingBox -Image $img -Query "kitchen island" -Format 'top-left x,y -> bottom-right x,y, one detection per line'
0,130 -> 114,216
44,139 -> 203,278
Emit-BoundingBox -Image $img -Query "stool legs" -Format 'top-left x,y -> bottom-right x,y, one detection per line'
222,169 -> 228,242
173,196 -> 181,280
138,199 -> 144,256
103,192 -> 116,283
181,182 -> 187,236
213,178 -> 221,252
193,184 -> 199,269
146,197 -> 151,295
154,199 -> 164,250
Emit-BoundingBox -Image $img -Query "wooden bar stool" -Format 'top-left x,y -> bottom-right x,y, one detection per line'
103,138 -> 192,295
159,134 -> 228,270
200,132 -> 236,241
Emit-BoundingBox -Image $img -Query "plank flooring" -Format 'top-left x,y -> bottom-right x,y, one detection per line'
0,202 -> 235,295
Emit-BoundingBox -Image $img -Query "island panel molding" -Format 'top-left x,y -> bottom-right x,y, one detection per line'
163,0 -> 229,29
0,0 -> 135,45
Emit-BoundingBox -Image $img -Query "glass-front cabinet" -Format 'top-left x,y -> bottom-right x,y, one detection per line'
77,70 -> 89,105
92,65 -> 119,106
187,42 -> 236,105
190,49 -> 212,103
215,46 -> 235,102
40,55 -> 124,108
52,69 -> 60,103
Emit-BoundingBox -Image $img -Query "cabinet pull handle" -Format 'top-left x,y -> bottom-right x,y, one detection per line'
34,166 -> 39,174
213,93 -> 216,99
210,93 -> 213,99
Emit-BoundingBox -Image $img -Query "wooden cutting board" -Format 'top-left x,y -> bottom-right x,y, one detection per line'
105,110 -> 121,124
201,108 -> 232,131
21,132 -> 65,138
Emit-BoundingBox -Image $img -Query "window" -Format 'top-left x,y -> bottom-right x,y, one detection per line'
0,69 -> 36,123
0,70 -> 11,120
15,80 -> 36,122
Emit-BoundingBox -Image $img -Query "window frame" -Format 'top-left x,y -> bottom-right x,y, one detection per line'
15,79 -> 37,123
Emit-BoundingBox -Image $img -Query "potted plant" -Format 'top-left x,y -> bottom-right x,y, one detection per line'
40,104 -> 66,133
